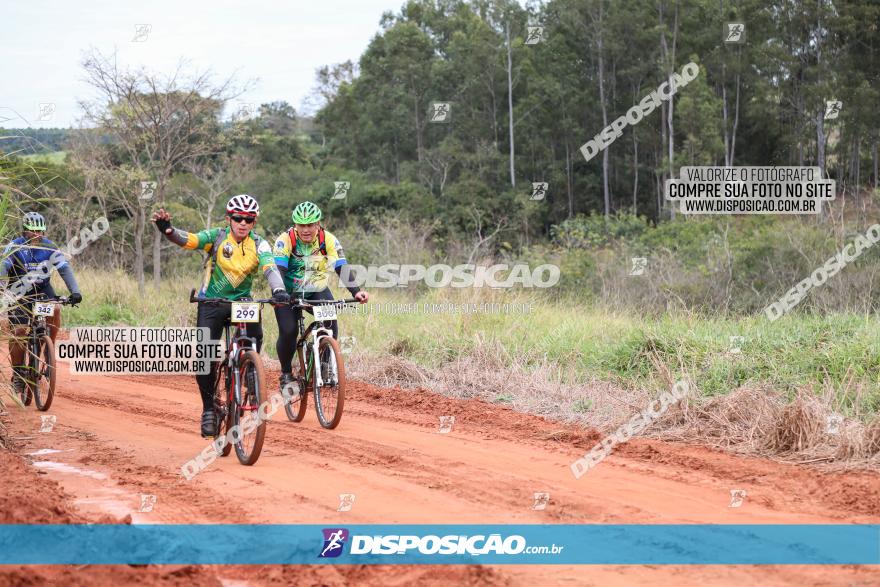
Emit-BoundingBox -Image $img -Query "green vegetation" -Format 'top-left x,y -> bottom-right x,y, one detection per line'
58,268 -> 880,419
3,0 -> 880,425
20,151 -> 67,165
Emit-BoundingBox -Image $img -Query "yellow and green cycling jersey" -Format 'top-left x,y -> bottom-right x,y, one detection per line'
182,227 -> 276,299
272,228 -> 347,293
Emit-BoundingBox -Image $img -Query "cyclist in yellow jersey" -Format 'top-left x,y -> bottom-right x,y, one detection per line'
273,201 -> 368,390
152,194 -> 290,436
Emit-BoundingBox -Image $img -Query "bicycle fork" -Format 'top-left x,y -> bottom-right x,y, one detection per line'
310,327 -> 337,387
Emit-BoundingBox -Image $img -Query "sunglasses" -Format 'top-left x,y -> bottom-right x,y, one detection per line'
229,215 -> 256,224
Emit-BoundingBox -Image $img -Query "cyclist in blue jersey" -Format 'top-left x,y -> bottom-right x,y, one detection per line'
1,212 -> 82,395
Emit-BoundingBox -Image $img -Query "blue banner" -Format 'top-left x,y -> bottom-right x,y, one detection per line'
0,524 -> 877,565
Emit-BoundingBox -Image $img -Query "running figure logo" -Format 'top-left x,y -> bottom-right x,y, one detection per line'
37,103 -> 56,122
824,100 -> 842,120
629,257 -> 647,276
319,528 -> 349,558
337,493 -> 356,512
40,415 -> 56,433
339,336 -> 356,355
139,494 -> 157,513
729,489 -> 747,508
525,26 -> 544,45
729,335 -> 745,354
140,181 -> 157,200
430,102 -> 451,123
530,182 -> 548,201
825,413 -> 844,434
132,24 -> 152,42
333,182 -> 350,200
724,22 -> 745,44
532,492 -> 550,510
438,415 -> 455,434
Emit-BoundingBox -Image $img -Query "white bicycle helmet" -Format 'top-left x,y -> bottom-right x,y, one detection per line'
226,194 -> 260,216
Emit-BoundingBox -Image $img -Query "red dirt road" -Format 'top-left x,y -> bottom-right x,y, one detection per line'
2,359 -> 879,586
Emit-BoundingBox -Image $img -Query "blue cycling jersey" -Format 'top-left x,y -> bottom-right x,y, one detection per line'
1,236 -> 68,290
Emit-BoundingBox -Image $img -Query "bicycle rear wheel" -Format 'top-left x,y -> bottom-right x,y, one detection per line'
314,336 -> 345,429
207,364 -> 233,456
33,335 -> 56,411
284,350 -> 308,422
231,349 -> 266,465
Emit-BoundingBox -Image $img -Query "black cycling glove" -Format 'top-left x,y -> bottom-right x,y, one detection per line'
154,217 -> 172,233
69,292 -> 83,305
272,289 -> 291,304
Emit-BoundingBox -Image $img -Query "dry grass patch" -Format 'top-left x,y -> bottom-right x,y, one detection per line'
351,346 -> 880,469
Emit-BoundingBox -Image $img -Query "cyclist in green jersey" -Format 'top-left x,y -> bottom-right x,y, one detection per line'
272,201 -> 368,390
152,194 -> 290,436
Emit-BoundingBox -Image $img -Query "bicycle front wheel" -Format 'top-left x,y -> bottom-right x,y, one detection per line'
231,349 -> 267,465
314,336 -> 345,429
33,335 -> 56,411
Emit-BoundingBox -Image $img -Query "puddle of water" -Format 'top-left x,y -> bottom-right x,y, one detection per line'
75,489 -> 140,521
30,460 -> 158,525
33,461 -> 107,480
27,448 -> 69,456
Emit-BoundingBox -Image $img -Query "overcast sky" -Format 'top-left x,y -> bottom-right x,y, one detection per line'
1,0 -> 403,128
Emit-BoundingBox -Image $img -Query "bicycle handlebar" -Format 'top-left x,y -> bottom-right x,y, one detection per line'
286,297 -> 360,309
189,288 -> 359,308
37,295 -> 76,306
189,289 -> 272,305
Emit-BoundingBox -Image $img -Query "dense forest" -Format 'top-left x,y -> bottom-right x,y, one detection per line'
1,0 -> 879,312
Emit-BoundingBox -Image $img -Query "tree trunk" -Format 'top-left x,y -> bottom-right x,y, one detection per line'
506,22 -> 516,188
152,178 -> 163,288
135,205 -> 146,298
658,2 -> 669,218
632,79 -> 642,211
413,89 -> 423,163
632,131 -> 639,211
873,138 -> 878,190
654,149 -> 662,219
562,95 -> 573,218
596,3 -> 610,218
731,70 -> 740,164
817,111 -> 826,178
666,0 -> 679,218
722,81 -> 730,166
490,86 -> 499,147
815,0 -> 826,180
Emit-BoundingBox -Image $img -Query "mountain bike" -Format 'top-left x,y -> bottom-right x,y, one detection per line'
18,294 -> 75,411
189,290 -> 271,466
282,297 -> 358,429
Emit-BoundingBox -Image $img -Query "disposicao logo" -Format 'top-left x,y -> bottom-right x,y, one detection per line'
319,528 -> 349,558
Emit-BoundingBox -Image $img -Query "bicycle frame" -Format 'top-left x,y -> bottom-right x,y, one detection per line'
212,312 -> 262,408
214,322 -> 257,405
27,293 -> 57,340
296,320 -> 336,388
188,290 -> 270,412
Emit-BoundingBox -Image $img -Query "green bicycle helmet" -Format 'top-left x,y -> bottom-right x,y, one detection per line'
22,212 -> 47,232
292,201 -> 322,224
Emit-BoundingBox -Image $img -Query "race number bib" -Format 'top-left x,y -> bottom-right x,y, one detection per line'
313,303 -> 338,321
34,302 -> 55,316
231,302 -> 260,323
